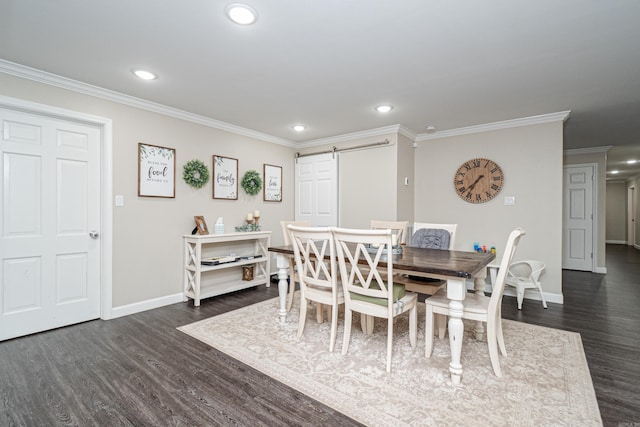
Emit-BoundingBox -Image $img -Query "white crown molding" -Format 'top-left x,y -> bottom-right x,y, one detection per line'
299,124 -> 402,148
414,111 -> 572,142
564,145 -> 612,155
398,124 -> 416,141
0,59 -> 296,148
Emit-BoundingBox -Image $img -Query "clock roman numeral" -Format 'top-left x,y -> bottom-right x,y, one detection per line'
458,186 -> 467,194
491,184 -> 500,190
493,176 -> 501,181
475,194 -> 482,201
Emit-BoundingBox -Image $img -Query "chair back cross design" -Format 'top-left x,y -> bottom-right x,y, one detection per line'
288,225 -> 343,352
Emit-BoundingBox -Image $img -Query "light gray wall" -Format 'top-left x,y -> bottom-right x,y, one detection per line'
414,122 -> 564,298
0,73 -> 295,307
302,122 -> 565,299
606,181 -> 627,243
396,133 -> 415,223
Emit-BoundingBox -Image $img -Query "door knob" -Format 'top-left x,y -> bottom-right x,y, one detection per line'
89,230 -> 99,239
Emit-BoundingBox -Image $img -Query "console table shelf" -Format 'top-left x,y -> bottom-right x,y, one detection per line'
183,231 -> 272,306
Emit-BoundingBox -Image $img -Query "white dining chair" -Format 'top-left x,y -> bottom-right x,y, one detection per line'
333,227 -> 418,372
280,220 -> 312,312
370,220 -> 408,245
425,228 -> 526,377
505,260 -> 548,310
289,225 -> 344,352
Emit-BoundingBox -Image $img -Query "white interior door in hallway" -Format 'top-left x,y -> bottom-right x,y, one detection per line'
562,164 -> 595,271
1,107 -> 101,341
295,152 -> 338,227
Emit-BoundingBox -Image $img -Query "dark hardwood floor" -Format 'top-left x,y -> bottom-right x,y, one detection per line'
0,244 -> 638,426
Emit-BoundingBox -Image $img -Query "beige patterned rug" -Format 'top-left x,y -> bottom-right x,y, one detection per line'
178,295 -> 602,426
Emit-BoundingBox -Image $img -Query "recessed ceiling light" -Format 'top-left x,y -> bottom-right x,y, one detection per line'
627,159 -> 637,164
610,170 -> 620,174
226,3 -> 257,25
292,125 -> 305,132
375,105 -> 393,113
132,69 -> 157,80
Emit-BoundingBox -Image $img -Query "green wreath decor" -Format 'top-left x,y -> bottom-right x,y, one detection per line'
241,170 -> 262,195
183,159 -> 210,189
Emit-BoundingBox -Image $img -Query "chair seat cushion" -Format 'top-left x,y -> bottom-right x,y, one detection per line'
350,282 -> 406,306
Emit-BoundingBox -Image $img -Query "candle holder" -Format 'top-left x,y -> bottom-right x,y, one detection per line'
235,214 -> 262,232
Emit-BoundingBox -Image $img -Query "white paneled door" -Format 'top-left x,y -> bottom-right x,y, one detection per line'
562,165 -> 594,271
295,153 -> 338,227
1,107 -> 101,341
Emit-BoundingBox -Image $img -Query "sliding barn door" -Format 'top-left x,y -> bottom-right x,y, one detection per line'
295,153 -> 338,227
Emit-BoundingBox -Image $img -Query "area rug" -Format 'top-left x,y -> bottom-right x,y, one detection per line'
178,295 -> 602,426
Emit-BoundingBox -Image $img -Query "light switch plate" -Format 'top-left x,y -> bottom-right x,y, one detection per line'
115,195 -> 124,207
504,196 -> 515,206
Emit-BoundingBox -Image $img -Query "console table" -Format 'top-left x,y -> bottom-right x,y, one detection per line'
183,231 -> 272,306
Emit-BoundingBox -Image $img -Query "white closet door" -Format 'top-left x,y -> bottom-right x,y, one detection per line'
562,165 -> 594,271
1,107 -> 101,341
295,153 -> 338,227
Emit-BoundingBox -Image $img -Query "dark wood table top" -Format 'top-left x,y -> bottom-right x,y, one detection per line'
268,245 -> 495,279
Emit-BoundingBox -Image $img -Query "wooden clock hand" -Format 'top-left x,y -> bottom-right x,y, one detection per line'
468,174 -> 485,191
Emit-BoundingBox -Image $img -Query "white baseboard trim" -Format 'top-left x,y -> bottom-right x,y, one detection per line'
469,282 -> 563,305
106,292 -> 184,320
605,240 -> 627,244
635,244 -> 640,250
594,266 -> 607,274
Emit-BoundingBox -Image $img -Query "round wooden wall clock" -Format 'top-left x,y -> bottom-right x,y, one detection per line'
453,158 -> 504,204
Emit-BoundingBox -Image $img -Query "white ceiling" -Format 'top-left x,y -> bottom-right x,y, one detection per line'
1,1 -> 640,175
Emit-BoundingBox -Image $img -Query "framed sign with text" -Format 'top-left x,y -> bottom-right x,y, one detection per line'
213,155 -> 238,200
263,164 -> 282,202
138,143 -> 176,198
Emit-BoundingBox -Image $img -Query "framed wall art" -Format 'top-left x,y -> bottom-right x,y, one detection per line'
138,143 -> 176,198
212,155 -> 238,199
263,163 -> 282,202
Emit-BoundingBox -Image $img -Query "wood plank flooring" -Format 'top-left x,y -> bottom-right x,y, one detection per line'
1,244 -> 638,426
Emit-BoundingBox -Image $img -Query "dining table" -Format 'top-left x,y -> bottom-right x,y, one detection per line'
268,243 -> 495,385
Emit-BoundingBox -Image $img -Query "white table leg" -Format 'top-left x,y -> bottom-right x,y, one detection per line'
446,278 -> 467,385
275,253 -> 290,324
473,269 -> 488,341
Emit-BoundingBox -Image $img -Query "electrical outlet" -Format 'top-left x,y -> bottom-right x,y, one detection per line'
504,196 -> 515,206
